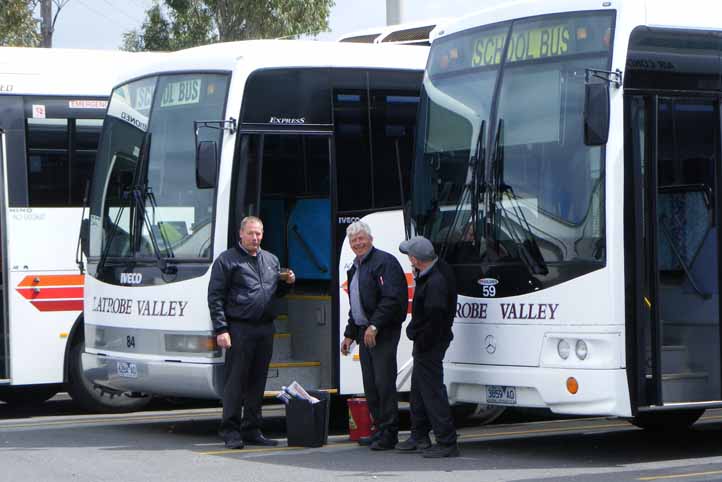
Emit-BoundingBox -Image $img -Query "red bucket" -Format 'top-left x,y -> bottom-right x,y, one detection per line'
347,397 -> 375,441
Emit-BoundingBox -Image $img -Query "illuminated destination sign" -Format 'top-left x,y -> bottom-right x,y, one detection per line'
472,24 -> 571,67
160,78 -> 201,108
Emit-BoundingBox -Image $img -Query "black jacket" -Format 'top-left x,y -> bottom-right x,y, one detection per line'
207,244 -> 289,334
407,259 -> 457,353
343,247 -> 408,339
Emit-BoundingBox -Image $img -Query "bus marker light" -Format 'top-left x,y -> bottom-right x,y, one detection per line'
567,377 -> 579,394
59,332 -> 68,338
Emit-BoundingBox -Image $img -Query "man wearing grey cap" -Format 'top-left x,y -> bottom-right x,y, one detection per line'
396,235 -> 459,458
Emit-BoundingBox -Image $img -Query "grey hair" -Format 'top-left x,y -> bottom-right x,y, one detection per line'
240,216 -> 264,231
346,220 -> 372,238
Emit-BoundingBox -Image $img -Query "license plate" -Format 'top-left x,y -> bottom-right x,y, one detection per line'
486,385 -> 516,405
117,361 -> 138,378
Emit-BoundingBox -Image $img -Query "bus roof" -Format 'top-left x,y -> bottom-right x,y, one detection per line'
0,47 -> 163,97
116,40 -> 429,86
432,0 -> 722,42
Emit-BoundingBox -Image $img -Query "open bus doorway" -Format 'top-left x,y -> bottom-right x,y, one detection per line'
237,133 -> 335,391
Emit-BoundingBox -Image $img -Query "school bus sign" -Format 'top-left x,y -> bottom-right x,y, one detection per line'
472,24 -> 571,67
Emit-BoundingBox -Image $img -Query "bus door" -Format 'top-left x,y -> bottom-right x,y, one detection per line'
629,94 -> 722,405
239,132 -> 335,392
0,129 -> 7,381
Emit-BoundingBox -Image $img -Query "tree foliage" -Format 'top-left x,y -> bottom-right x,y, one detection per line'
0,0 -> 41,47
122,0 -> 334,52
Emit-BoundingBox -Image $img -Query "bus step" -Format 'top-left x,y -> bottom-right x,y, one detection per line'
661,345 -> 690,373
265,360 -> 321,392
661,371 -> 710,402
272,332 -> 292,361
274,315 -> 290,333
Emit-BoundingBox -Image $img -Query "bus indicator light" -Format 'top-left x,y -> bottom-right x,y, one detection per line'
566,377 -> 579,395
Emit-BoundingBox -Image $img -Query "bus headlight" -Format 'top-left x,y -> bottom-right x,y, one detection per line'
575,340 -> 589,360
165,334 -> 220,356
94,328 -> 106,347
557,339 -> 570,360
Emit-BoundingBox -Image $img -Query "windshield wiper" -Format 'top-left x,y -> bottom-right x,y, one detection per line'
439,120 -> 486,259
130,134 -> 177,275
487,118 -> 548,275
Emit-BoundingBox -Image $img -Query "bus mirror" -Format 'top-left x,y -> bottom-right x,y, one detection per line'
196,140 -> 218,189
584,83 -> 610,146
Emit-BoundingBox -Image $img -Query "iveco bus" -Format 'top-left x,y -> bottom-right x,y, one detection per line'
409,0 -> 722,428
81,40 -> 433,409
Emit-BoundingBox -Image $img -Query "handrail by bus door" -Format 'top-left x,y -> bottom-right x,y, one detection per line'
647,96 -> 663,406
0,129 -> 10,381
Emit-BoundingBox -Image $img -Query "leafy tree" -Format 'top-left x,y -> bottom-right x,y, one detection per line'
122,0 -> 334,52
0,0 -> 41,47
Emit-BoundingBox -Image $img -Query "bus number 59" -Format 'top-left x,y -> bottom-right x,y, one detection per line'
483,286 -> 496,297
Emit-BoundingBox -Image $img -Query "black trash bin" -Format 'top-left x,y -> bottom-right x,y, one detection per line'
286,390 -> 330,447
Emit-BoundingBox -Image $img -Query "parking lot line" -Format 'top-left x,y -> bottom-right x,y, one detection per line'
638,469 -> 722,480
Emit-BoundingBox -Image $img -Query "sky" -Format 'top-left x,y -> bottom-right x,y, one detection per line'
50,0 -> 483,50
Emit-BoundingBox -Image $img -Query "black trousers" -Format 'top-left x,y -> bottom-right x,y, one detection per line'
357,324 -> 401,436
220,321 -> 274,436
410,341 -> 457,445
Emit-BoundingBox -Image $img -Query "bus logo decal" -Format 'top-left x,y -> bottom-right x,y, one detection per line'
477,278 -> 499,286
120,272 -> 143,285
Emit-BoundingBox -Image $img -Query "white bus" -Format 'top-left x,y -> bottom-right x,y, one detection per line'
81,40 -> 435,413
0,47 -> 157,411
408,0 -> 722,429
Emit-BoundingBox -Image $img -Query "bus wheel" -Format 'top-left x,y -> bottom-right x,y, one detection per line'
452,402 -> 506,426
66,336 -> 151,413
631,409 -> 704,431
0,384 -> 59,406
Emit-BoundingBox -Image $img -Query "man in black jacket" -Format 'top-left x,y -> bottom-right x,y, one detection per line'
208,216 -> 295,449
340,221 -> 408,450
396,236 -> 459,458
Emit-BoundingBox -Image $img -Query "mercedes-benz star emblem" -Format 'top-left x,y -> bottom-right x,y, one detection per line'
485,334 -> 496,354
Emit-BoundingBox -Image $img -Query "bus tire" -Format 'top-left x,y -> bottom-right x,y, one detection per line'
0,384 -> 59,406
66,336 -> 151,413
631,409 -> 704,431
452,402 -> 506,426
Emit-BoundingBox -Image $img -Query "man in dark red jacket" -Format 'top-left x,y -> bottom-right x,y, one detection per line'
397,236 -> 459,458
340,221 -> 408,451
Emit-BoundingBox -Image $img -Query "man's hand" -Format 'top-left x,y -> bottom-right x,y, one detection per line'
285,269 -> 296,285
217,333 -> 231,349
340,337 -> 354,356
364,326 -> 377,348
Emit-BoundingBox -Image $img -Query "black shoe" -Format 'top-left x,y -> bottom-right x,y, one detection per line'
422,443 -> 460,458
357,431 -> 382,446
242,433 -> 279,446
395,435 -> 432,452
223,434 -> 244,450
370,433 -> 398,451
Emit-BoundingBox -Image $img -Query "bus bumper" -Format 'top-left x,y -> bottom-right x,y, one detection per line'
445,363 -> 632,417
82,352 -> 223,399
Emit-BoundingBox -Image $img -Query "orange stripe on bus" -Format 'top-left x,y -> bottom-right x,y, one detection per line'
17,287 -> 84,300
30,300 -> 83,312
17,274 -> 85,287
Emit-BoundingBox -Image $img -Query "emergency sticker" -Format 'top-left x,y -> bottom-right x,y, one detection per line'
32,104 -> 46,119
69,100 -> 108,109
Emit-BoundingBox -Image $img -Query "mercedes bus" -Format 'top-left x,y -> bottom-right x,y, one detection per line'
409,0 -> 722,428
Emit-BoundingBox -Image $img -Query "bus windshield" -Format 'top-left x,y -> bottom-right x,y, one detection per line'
412,11 -> 614,295
89,73 -> 229,263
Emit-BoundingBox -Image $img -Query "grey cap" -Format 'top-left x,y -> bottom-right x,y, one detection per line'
399,236 -> 436,261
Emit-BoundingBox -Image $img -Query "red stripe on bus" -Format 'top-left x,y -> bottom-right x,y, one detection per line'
17,274 -> 85,287
30,300 -> 83,312
16,287 -> 84,300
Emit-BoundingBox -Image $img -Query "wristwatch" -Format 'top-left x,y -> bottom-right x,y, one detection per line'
368,325 -> 378,333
